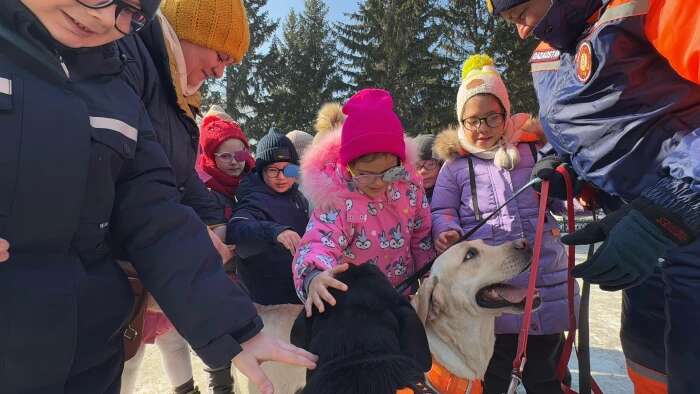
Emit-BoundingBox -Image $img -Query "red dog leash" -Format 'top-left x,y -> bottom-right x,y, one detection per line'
508,168 -> 603,394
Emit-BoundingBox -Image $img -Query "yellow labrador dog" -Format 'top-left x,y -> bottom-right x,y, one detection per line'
235,239 -> 539,394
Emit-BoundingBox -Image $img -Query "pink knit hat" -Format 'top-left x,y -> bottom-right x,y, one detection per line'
339,89 -> 406,166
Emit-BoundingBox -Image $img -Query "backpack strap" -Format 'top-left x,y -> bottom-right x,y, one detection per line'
466,156 -> 482,221
528,142 -> 539,163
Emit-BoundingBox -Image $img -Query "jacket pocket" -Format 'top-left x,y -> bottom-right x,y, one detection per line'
89,116 -> 138,159
0,74 -> 20,216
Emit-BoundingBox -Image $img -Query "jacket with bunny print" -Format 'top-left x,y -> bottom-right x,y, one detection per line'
293,131 -> 436,299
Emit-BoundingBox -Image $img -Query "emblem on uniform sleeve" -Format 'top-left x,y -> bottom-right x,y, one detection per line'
575,41 -> 594,83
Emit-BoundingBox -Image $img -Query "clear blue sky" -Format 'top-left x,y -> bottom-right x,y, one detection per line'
263,0 -> 359,29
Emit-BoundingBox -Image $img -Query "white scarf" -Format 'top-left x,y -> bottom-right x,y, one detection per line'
157,12 -> 203,97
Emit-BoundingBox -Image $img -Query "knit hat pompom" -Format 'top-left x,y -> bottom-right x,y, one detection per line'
494,142 -> 521,170
340,89 -> 406,166
314,102 -> 345,143
461,54 -> 496,81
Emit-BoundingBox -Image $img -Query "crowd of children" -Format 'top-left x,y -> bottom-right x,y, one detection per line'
3,0 -> 698,393
149,53 -> 574,393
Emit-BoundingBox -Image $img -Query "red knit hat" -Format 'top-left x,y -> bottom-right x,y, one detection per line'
199,116 -> 249,157
197,114 -> 254,201
339,89 -> 406,166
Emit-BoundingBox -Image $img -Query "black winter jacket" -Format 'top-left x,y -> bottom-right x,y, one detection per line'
0,4 -> 259,390
228,174 -> 309,305
118,19 -> 223,225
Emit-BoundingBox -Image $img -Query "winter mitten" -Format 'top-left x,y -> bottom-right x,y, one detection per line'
562,177 -> 699,291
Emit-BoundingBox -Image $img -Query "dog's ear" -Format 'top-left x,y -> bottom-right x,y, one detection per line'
394,300 -> 432,372
412,276 -> 444,325
290,308 -> 312,350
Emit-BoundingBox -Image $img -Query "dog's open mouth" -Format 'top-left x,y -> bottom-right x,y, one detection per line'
476,283 -> 542,310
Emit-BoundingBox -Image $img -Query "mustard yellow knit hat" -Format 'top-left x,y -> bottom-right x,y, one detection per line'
160,0 -> 250,64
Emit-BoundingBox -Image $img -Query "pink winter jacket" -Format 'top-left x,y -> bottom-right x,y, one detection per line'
293,131 -> 436,299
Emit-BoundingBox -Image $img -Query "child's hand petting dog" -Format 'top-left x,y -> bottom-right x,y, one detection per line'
305,263 -> 350,317
0,238 -> 9,262
436,230 -> 460,254
277,230 -> 302,255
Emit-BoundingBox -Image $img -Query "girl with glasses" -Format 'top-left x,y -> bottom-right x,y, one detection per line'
292,89 -> 436,318
412,134 -> 443,203
431,55 -> 577,394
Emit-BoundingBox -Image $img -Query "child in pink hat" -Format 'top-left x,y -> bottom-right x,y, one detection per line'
293,88 -> 436,316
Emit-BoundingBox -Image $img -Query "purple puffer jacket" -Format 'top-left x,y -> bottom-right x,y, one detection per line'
430,128 -> 579,335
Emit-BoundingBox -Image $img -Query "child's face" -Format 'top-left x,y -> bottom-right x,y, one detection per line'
416,159 -> 440,189
461,95 -> 506,150
498,0 -> 552,39
349,154 -> 400,199
22,0 -> 142,48
214,138 -> 247,177
263,162 -> 296,193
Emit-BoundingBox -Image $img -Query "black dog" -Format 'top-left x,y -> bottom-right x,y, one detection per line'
291,264 -> 434,394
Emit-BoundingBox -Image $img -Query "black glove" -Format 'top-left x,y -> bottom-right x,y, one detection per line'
562,178 -> 699,291
530,156 -> 579,199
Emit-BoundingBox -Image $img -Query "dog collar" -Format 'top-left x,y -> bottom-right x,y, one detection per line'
425,357 -> 483,394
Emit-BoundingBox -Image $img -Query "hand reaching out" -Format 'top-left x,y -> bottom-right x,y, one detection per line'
305,263 -> 349,317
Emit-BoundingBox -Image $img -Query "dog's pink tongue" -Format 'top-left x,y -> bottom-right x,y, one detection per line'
496,287 -> 528,303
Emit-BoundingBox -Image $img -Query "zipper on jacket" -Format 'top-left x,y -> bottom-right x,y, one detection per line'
58,55 -> 70,79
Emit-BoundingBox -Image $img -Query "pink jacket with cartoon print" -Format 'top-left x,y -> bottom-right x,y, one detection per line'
293,131 -> 436,299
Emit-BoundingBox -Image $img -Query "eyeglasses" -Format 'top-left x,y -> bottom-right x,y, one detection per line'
214,150 -> 250,163
347,165 -> 407,186
264,164 -> 300,179
416,160 -> 439,171
75,0 -> 148,35
461,113 -> 505,131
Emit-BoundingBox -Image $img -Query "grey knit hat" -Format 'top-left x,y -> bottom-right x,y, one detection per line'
255,127 -> 300,170
413,134 -> 439,161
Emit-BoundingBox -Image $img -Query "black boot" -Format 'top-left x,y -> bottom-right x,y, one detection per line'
205,363 -> 234,394
173,378 -> 201,394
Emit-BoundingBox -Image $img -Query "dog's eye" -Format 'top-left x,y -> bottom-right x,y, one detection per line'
464,248 -> 478,261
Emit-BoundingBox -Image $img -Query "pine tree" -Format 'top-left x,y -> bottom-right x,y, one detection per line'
438,0 -> 538,114
266,0 -> 344,133
200,0 -> 279,140
336,0 -> 454,135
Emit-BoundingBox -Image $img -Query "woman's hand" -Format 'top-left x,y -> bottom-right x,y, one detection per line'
234,331 -> 318,394
207,228 -> 234,263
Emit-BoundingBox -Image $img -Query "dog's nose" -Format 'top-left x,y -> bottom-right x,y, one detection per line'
513,239 -> 529,250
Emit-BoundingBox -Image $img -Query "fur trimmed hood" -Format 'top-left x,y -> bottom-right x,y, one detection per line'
434,116 -> 546,162
300,130 -> 421,207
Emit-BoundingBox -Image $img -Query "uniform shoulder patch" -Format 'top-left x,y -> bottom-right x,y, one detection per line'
575,41 -> 595,82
